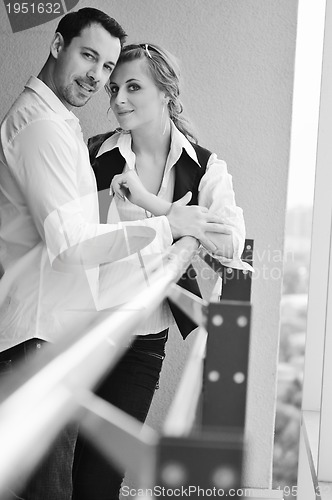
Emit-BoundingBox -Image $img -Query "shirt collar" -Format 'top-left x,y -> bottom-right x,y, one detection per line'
96,130 -> 126,157
25,76 -> 80,125
168,121 -> 200,168
96,131 -> 136,168
94,122 -> 200,169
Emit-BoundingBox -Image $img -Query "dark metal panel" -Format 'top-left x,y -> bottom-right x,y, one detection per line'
202,301 -> 251,429
156,432 -> 243,498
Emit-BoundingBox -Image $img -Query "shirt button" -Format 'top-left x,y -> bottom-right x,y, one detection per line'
36,343 -> 42,349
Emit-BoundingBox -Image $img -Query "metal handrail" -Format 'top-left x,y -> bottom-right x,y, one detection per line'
0,236 -> 199,498
163,327 -> 207,437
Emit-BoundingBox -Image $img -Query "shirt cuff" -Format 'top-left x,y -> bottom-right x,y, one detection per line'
209,227 -> 254,272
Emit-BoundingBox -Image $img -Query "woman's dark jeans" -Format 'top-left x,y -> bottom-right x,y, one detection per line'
0,339 -> 77,500
72,330 -> 168,500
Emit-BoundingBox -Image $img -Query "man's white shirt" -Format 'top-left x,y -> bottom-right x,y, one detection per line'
0,77 -> 172,351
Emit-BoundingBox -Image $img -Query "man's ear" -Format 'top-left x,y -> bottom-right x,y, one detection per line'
50,32 -> 65,59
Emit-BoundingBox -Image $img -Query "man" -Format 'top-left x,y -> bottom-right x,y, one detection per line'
0,7 -> 226,499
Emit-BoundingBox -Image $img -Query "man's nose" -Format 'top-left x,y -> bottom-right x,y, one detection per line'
86,64 -> 103,84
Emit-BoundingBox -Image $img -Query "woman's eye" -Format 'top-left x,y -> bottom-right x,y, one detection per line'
129,84 -> 140,91
109,87 -> 118,94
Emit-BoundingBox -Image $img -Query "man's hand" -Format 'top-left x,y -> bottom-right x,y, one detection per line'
167,192 -> 232,254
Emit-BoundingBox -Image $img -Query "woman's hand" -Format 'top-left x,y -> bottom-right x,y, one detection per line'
111,170 -> 149,207
111,170 -> 173,216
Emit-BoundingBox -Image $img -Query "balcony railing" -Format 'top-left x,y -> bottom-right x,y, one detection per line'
0,236 -> 253,500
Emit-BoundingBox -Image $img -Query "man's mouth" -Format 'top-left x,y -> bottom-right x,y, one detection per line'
76,81 -> 95,94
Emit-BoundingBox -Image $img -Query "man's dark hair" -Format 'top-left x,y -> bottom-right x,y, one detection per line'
56,7 -> 127,47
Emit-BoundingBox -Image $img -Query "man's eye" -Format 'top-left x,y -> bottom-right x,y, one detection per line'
83,52 -> 94,60
104,65 -> 113,73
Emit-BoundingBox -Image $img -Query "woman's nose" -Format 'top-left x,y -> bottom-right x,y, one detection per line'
115,88 -> 127,103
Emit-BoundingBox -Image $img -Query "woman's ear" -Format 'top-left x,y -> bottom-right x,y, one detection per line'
50,32 -> 65,59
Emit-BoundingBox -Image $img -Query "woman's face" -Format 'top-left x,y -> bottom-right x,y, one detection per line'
108,58 -> 166,132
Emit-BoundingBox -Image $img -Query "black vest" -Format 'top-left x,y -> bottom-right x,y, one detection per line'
89,134 -> 211,339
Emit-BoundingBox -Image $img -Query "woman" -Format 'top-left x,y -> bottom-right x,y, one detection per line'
73,43 -> 251,500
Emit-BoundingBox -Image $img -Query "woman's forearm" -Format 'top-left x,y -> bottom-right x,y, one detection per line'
139,192 -> 172,216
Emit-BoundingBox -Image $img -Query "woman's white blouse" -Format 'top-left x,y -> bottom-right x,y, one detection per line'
96,123 -> 251,335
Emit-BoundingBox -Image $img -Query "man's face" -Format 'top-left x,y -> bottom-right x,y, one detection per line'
51,23 -> 121,109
